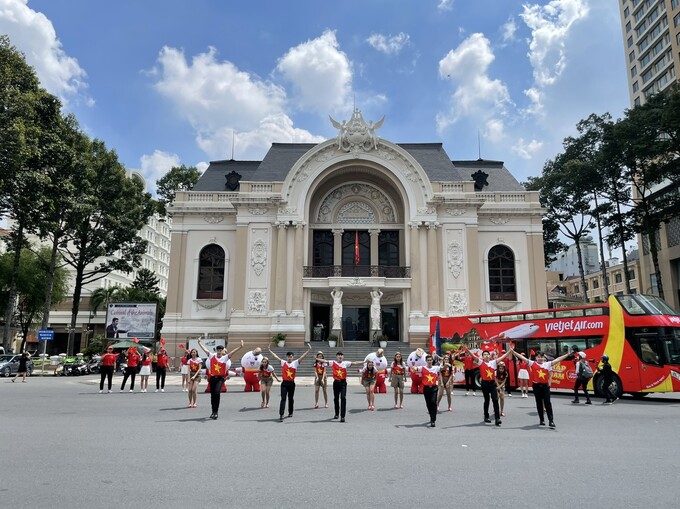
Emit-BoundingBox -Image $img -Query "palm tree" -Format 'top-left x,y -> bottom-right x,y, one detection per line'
90,286 -> 123,316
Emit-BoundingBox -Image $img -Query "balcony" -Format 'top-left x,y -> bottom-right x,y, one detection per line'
303,265 -> 411,278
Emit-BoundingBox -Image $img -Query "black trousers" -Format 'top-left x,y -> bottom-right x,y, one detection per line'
533,383 -> 553,422
279,380 -> 296,417
573,378 -> 590,400
481,380 -> 500,421
423,385 -> 438,423
209,376 -> 226,413
333,379 -> 347,418
156,367 -> 167,389
120,367 -> 136,390
464,369 -> 476,392
99,366 -> 113,390
602,377 -> 616,401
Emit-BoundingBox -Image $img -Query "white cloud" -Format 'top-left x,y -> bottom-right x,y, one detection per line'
484,118 -> 505,142
438,0 -> 454,11
196,161 -> 209,173
152,45 -> 322,160
140,150 -> 181,186
276,30 -> 353,114
366,32 -> 410,55
196,114 -> 325,160
512,138 -> 544,159
436,33 -> 511,131
502,17 -> 518,42
520,0 -> 589,114
0,0 -> 90,103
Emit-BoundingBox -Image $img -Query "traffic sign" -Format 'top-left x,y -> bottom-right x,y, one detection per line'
38,329 -> 55,341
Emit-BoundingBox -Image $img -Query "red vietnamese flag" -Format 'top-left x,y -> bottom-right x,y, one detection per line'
422,367 -> 438,386
282,364 -> 297,381
210,356 -> 225,376
354,230 -> 360,265
530,362 -> 550,384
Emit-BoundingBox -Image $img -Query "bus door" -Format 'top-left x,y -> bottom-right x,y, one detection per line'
630,331 -> 665,391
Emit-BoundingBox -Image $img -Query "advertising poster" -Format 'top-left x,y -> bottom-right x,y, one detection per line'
105,303 -> 158,340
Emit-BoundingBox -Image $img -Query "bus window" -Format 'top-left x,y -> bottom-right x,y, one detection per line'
555,309 -> 585,318
480,316 -> 500,323
587,337 -> 603,349
525,312 -> 554,320
527,339 -> 558,360
661,329 -> 680,365
585,307 -> 606,316
558,339 -> 586,354
618,295 -> 646,315
501,314 -> 525,322
636,334 -> 661,365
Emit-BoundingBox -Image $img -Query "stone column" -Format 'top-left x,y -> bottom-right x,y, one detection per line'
274,222 -> 288,313
466,225 -> 481,312
426,222 -> 440,314
408,222 -> 421,315
419,223 -> 429,313
233,225 -> 248,311
285,224 -> 294,314
292,222 -> 305,313
166,231 -> 186,315
332,229 -> 343,274
369,228 -> 380,269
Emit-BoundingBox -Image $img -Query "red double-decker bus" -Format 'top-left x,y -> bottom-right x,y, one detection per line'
430,294 -> 680,398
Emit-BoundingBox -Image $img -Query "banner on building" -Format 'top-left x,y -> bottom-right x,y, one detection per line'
105,303 -> 158,340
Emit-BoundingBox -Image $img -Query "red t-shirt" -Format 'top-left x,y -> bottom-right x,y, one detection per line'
157,354 -> 169,368
463,355 -> 475,370
141,356 -> 152,366
127,352 -> 141,367
101,353 -> 116,367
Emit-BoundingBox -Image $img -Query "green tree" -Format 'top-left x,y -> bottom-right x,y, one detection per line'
0,247 -> 68,351
89,285 -> 124,316
0,35 -> 66,349
59,140 -> 155,355
131,268 -> 160,295
155,164 -> 201,216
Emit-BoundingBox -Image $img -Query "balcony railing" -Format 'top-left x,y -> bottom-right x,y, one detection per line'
303,265 -> 411,278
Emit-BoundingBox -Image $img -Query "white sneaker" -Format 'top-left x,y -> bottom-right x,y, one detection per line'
120,389 -> 124,393
472,392 -> 477,396
161,389 -> 164,392
129,390 -> 133,393
155,389 -> 159,393
108,390 -> 112,393
99,390 -> 103,393
465,392 -> 469,396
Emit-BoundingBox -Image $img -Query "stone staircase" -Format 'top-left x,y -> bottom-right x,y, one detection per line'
262,341 -> 410,377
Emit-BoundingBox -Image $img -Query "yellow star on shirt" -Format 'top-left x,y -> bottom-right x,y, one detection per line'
485,369 -> 494,379
336,371 -> 345,379
286,369 -> 294,378
537,370 -> 547,379
213,364 -> 222,374
425,374 -> 435,384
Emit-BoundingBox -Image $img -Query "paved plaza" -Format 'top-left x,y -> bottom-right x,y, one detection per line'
2,373 -> 679,508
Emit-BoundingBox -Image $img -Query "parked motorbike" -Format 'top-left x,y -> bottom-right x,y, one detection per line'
62,359 -> 90,376
87,358 -> 101,374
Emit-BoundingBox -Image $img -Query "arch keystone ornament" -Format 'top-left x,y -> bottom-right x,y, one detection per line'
330,108 -> 384,154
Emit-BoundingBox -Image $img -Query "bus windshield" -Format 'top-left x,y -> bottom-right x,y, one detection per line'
662,328 -> 680,365
617,295 -> 680,316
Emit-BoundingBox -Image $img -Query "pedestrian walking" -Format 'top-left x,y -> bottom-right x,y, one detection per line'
12,352 -> 31,383
572,352 -> 593,404
598,354 -> 617,404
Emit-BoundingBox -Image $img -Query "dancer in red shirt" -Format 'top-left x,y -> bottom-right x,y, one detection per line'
268,344 -> 312,422
462,345 -> 512,426
198,338 -> 244,420
411,353 -> 441,427
155,347 -> 169,392
120,347 -> 141,392
324,352 -> 363,422
388,352 -> 407,409
313,352 -> 328,409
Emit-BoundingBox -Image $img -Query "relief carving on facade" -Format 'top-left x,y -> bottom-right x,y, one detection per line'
195,299 -> 224,311
250,239 -> 267,276
446,208 -> 466,216
317,182 -> 395,224
278,206 -> 297,215
248,290 -> 267,313
248,207 -> 269,215
204,215 -> 224,224
447,292 -> 468,316
447,241 -> 464,279
489,216 -> 510,225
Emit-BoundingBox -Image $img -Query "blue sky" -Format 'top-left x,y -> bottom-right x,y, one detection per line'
1,0 -> 630,193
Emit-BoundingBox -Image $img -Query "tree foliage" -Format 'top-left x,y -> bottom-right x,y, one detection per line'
155,164 -> 201,215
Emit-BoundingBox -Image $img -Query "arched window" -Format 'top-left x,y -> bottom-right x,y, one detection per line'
488,245 -> 516,301
197,244 -> 225,299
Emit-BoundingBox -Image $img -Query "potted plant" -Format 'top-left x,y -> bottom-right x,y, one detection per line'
377,335 -> 388,349
328,334 -> 338,348
272,333 -> 287,348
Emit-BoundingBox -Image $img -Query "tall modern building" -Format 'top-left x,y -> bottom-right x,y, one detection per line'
547,236 -> 600,277
162,109 -> 548,355
618,0 -> 680,308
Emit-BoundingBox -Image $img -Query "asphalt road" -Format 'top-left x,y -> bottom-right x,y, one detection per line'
2,373 -> 679,508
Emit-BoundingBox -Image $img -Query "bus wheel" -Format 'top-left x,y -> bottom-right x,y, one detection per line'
596,374 -> 623,400
630,392 -> 649,399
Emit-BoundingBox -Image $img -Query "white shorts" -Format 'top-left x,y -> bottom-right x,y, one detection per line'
180,365 -> 189,375
140,365 -> 151,376
518,369 -> 530,380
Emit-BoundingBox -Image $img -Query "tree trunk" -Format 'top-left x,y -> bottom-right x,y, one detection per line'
593,193 -> 609,301
68,260 -> 86,357
649,228 -> 664,300
2,223 -> 24,350
614,198 -> 632,294
40,235 -> 60,329
574,239 -> 589,303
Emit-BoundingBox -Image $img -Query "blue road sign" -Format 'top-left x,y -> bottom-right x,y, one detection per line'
38,329 -> 55,341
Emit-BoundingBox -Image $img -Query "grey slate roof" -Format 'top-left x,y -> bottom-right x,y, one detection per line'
193,142 -> 525,192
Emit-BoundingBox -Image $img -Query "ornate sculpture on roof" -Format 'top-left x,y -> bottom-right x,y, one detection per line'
329,108 -> 384,153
